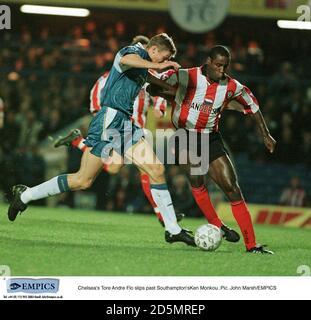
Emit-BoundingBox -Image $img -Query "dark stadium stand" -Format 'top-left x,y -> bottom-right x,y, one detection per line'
0,12 -> 310,211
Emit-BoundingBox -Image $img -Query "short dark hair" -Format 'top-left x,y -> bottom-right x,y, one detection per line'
147,33 -> 177,58
208,45 -> 231,60
131,35 -> 150,46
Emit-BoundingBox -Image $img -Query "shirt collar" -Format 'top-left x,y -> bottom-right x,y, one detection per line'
136,42 -> 145,49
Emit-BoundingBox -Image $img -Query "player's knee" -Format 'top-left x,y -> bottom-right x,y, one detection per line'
77,177 -> 94,190
223,181 -> 242,200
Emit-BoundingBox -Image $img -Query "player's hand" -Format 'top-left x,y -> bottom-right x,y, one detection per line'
146,84 -> 176,100
263,134 -> 276,153
157,61 -> 181,71
153,109 -> 164,119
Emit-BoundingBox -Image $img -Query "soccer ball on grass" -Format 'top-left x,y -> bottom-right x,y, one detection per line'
194,224 -> 222,251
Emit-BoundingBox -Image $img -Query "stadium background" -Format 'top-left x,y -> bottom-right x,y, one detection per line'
1,0 -> 310,223
0,0 -> 311,275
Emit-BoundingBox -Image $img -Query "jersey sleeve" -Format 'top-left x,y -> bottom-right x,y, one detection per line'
231,79 -> 259,114
160,69 -> 179,86
113,45 -> 147,73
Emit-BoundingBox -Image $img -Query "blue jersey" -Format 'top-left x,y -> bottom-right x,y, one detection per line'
100,43 -> 150,116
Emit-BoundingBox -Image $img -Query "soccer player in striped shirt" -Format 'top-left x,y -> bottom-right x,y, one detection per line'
53,37 -> 181,226
147,45 -> 276,254
8,33 -> 195,246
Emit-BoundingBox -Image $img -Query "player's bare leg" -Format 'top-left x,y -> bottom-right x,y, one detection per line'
102,150 -> 124,175
67,147 -> 104,190
8,147 -> 104,221
53,130 -> 183,226
54,128 -> 124,174
125,139 -> 195,246
208,154 -> 274,254
126,139 -> 165,184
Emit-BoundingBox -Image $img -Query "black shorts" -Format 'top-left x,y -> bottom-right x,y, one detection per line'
168,129 -> 228,166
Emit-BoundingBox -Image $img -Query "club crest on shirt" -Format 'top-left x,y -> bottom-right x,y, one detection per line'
227,90 -> 234,99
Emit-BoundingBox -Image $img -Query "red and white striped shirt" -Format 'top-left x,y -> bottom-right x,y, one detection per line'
90,73 -> 166,128
162,67 -> 259,132
89,71 -> 110,114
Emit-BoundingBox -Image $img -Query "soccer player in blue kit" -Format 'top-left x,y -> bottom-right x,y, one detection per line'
7,33 -> 195,246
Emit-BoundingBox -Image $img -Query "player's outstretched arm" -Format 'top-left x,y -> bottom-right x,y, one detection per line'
146,83 -> 175,101
120,54 -> 180,71
250,110 -> 276,153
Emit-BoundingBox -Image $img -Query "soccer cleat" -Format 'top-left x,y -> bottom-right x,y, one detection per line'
8,185 -> 28,222
165,229 -> 196,247
221,224 -> 240,242
247,244 -> 274,255
54,129 -> 82,148
158,213 -> 185,227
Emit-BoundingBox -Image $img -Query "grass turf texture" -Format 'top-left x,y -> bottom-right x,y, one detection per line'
0,204 -> 310,276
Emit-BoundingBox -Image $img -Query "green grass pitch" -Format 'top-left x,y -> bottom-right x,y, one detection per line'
0,204 -> 310,276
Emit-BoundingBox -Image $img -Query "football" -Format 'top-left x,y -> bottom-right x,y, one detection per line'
195,224 -> 222,251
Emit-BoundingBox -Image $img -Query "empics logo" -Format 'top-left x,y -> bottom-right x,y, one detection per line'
9,283 -> 21,290
0,5 -> 11,30
7,278 -> 59,293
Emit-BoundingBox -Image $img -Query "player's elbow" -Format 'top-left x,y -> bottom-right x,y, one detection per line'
119,56 -> 127,66
120,55 -> 133,67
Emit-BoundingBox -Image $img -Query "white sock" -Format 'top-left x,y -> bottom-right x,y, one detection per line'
20,175 -> 68,204
150,184 -> 182,235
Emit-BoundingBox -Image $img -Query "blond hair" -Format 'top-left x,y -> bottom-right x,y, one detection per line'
131,35 -> 150,46
147,33 -> 177,58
